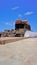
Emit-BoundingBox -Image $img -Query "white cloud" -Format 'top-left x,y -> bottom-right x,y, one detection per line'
5,21 -> 15,27
13,22 -> 15,26
12,6 -> 19,10
18,14 -> 23,19
5,22 -> 12,26
24,11 -> 33,15
18,14 -> 22,17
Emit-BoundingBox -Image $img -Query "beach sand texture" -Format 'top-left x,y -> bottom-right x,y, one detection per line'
0,38 -> 37,65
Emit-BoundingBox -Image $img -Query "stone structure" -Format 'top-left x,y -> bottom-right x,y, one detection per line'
15,20 -> 31,37
0,29 -> 15,37
0,19 -> 31,37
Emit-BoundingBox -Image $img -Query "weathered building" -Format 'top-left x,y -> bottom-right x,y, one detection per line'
15,20 -> 31,37
0,29 -> 15,37
0,19 -> 31,37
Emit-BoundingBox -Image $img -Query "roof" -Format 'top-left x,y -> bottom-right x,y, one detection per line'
15,20 -> 22,24
22,20 -> 30,25
15,19 -> 30,25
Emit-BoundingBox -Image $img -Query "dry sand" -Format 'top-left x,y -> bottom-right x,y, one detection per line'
0,37 -> 24,44
0,38 -> 37,65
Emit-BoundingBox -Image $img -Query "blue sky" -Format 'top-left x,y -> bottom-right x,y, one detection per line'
0,0 -> 37,32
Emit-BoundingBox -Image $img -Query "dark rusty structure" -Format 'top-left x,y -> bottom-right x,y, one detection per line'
15,20 -> 31,37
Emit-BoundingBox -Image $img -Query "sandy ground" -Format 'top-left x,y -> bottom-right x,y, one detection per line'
0,37 -> 25,44
0,38 -> 37,65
